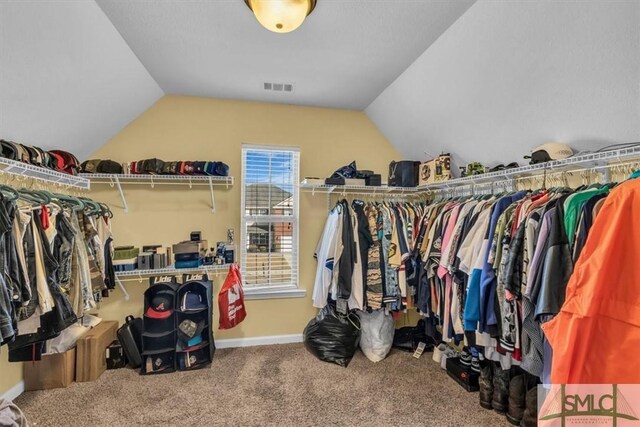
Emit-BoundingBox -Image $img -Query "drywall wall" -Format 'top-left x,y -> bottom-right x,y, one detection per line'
0,0 -> 163,159
90,96 -> 400,335
0,95 -> 400,396
366,0 -> 640,168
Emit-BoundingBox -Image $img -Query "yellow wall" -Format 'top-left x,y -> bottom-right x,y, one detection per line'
87,95 -> 400,336
1,95 -> 400,396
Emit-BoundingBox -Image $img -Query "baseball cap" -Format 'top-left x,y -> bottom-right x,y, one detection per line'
178,351 -> 208,370
178,319 -> 205,343
177,336 -> 207,352
524,142 -> 574,164
145,293 -> 174,319
145,355 -> 171,373
181,291 -> 207,312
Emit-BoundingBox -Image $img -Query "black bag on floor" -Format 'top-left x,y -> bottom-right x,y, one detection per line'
117,315 -> 143,369
303,304 -> 361,367
392,319 -> 434,352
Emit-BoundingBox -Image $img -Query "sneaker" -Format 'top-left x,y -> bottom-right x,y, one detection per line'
460,350 -> 472,366
471,357 -> 481,373
432,343 -> 446,364
440,346 -> 457,370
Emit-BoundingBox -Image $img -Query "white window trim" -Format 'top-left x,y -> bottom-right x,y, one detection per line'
240,144 -> 302,299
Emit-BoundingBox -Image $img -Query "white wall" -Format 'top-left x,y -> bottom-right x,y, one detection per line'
0,0 -> 163,159
366,0 -> 640,168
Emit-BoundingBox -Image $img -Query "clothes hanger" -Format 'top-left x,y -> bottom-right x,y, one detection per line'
55,194 -> 86,212
0,185 -> 20,202
98,202 -> 113,218
18,189 -> 51,206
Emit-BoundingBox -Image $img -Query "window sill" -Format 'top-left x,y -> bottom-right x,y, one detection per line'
243,286 -> 307,301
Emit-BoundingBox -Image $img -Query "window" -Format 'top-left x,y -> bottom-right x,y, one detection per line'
241,145 -> 300,293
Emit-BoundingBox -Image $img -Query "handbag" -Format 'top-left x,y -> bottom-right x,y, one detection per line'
388,160 -> 420,187
218,264 -> 247,329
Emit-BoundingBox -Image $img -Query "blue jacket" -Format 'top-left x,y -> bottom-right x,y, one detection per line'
478,192 -> 526,333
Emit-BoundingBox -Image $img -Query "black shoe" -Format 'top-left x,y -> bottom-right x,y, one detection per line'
479,363 -> 494,410
471,357 -> 481,374
460,351 -> 472,366
506,374 -> 526,425
492,365 -> 510,413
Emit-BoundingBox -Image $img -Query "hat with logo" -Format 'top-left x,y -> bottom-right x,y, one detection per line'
145,293 -> 174,319
178,350 -> 208,370
181,290 -> 207,312
178,319 -> 205,346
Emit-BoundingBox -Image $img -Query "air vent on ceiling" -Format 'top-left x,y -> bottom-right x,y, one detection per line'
264,82 -> 294,93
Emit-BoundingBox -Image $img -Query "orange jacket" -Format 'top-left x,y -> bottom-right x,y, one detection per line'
543,178 -> 640,384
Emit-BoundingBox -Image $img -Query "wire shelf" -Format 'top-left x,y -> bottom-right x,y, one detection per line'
416,145 -> 640,192
300,182 -> 419,195
115,264 -> 230,279
0,158 -> 90,190
80,173 -> 234,186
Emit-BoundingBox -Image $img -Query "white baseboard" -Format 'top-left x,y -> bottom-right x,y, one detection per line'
1,381 -> 25,402
216,333 -> 303,349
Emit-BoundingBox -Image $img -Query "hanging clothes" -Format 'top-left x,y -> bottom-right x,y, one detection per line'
543,178 -> 640,384
0,191 -> 116,361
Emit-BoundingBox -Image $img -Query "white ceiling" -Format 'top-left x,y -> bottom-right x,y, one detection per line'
96,0 -> 475,110
0,0 -> 163,159
366,0 -> 640,166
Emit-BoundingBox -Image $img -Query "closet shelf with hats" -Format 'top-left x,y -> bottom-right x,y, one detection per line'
0,157 -> 90,190
415,144 -> 640,194
80,174 -> 234,214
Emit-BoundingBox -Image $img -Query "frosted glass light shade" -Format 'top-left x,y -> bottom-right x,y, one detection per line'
247,0 -> 314,33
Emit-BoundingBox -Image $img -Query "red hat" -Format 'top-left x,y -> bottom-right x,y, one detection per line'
146,295 -> 173,319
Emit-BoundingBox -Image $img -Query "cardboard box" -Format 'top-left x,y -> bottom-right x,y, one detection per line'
24,348 -> 76,391
76,320 -> 118,382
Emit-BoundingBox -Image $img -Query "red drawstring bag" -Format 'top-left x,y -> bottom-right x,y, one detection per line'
218,264 -> 247,329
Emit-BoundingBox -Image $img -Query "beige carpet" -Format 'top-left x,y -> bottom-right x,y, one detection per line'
15,344 -> 511,427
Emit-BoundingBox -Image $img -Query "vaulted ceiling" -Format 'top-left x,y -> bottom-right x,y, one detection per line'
0,0 -> 474,159
1,1 -> 638,163
96,0 -> 475,110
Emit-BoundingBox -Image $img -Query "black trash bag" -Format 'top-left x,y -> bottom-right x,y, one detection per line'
331,161 -> 358,179
303,304 -> 361,367
392,319 -> 435,353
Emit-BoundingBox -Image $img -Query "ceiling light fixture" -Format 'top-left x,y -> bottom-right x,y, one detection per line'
244,0 -> 317,34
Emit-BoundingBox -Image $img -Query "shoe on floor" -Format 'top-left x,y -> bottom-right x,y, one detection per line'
479,363 -> 494,410
470,357 -> 481,374
492,365 -> 510,413
460,350 -> 472,366
433,343 -> 446,364
506,374 -> 526,425
440,346 -> 458,370
521,380 -> 539,427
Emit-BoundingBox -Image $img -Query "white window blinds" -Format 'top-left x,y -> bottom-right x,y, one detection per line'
241,145 -> 299,289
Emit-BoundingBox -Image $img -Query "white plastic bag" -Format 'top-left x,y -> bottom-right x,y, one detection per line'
358,309 -> 394,362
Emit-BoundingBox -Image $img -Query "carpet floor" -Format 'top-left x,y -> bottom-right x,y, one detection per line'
15,344 -> 511,427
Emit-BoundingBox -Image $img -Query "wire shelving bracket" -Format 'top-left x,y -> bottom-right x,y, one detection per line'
80,174 -> 234,214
